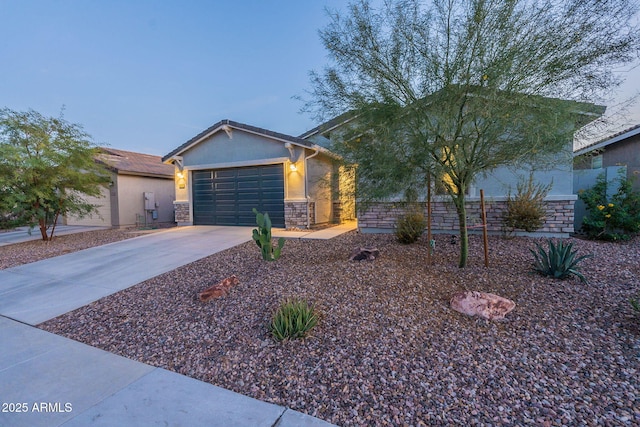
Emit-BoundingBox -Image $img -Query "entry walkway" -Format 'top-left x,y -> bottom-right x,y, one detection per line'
0,226 -> 335,427
272,221 -> 357,240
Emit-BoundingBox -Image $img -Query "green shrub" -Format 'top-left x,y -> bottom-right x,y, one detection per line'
503,176 -> 551,233
395,212 -> 426,244
269,298 -> 318,342
578,171 -> 640,241
530,239 -> 592,283
252,208 -> 285,261
631,297 -> 640,314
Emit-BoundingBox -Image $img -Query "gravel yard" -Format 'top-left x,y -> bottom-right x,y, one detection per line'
36,231 -> 640,426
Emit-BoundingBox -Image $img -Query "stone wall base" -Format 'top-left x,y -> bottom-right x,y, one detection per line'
358,199 -> 575,236
285,201 -> 309,229
173,201 -> 190,225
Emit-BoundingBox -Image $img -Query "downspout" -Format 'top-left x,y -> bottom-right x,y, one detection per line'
304,146 -> 320,229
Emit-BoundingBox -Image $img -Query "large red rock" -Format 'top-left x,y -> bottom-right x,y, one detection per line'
198,275 -> 240,302
450,291 -> 516,320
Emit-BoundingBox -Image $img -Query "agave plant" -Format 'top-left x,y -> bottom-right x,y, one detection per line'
530,239 -> 593,283
269,298 -> 318,342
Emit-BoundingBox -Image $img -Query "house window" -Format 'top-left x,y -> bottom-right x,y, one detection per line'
591,155 -> 603,169
434,145 -> 470,195
435,177 -> 470,196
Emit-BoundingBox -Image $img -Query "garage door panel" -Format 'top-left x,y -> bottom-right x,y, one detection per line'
237,181 -> 260,189
237,191 -> 260,200
215,192 -> 236,200
214,182 -> 235,191
215,169 -> 237,178
237,170 -> 260,178
193,170 -> 213,179
193,164 -> 284,227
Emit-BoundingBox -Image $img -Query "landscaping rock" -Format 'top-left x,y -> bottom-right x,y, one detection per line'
349,246 -> 380,261
198,275 -> 240,302
450,290 -> 516,320
39,232 -> 640,427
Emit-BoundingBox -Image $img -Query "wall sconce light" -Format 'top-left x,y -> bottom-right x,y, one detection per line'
289,163 -> 297,172
176,171 -> 184,179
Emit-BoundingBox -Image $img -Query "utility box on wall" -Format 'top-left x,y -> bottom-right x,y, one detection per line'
144,192 -> 155,211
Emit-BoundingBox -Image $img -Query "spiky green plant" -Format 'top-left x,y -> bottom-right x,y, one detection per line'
252,208 -> 285,261
530,239 -> 593,283
270,298 -> 318,342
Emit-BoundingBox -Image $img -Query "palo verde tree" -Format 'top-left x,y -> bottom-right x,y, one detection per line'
0,108 -> 110,241
305,0 -> 640,267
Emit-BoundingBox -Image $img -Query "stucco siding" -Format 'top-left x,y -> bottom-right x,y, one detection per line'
181,130 -> 291,168
66,185 -> 112,226
115,175 -> 175,227
475,144 -> 574,197
601,136 -> 640,191
476,164 -> 572,197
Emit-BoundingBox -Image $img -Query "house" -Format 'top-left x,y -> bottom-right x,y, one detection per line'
66,148 -> 175,228
161,120 -> 354,228
573,124 -> 640,190
304,101 -> 605,237
572,124 -> 640,230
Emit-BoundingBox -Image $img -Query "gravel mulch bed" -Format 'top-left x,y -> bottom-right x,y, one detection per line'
40,232 -> 640,426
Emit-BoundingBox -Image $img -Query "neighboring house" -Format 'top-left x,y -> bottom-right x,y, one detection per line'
572,124 -> 640,230
304,104 -> 604,236
66,148 -> 175,228
161,120 -> 354,228
573,124 -> 640,190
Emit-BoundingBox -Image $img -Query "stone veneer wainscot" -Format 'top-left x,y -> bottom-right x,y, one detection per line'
358,197 -> 575,236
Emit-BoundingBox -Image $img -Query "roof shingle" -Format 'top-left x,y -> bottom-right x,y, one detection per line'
99,148 -> 174,177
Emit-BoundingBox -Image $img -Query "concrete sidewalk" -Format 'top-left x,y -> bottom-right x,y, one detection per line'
0,225 -> 109,246
0,226 -> 336,427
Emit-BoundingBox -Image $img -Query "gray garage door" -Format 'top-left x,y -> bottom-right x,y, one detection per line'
192,164 -> 285,227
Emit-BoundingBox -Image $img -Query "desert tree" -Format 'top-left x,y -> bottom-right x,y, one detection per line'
304,0 -> 640,267
0,108 -> 110,241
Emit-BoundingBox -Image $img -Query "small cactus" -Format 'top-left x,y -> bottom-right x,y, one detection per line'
252,208 -> 285,261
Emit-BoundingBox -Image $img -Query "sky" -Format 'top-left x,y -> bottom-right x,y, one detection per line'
1,0 -> 639,157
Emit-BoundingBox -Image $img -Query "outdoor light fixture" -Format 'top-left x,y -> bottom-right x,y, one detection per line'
176,171 -> 184,179
289,163 -> 297,172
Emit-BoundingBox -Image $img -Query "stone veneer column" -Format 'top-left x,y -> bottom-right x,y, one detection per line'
173,201 -> 190,225
332,201 -> 342,223
284,201 -> 309,229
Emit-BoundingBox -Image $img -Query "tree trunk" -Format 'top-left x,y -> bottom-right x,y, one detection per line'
38,217 -> 48,241
49,210 -> 60,241
453,193 -> 468,268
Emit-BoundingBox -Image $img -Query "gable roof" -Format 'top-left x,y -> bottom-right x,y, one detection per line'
301,92 -> 605,143
574,124 -> 640,156
161,119 -> 319,163
298,111 -> 357,140
98,148 -> 174,178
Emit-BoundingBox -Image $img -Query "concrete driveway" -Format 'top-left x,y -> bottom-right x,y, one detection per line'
0,225 -> 253,325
